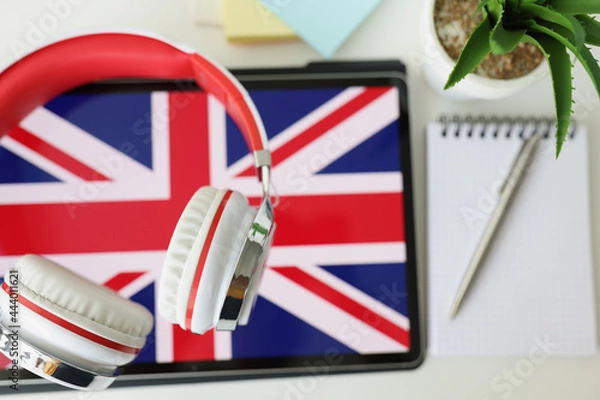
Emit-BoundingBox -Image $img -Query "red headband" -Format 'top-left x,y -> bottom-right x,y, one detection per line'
0,33 -> 269,164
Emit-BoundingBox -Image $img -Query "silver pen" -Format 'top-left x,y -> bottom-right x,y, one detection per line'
449,131 -> 543,319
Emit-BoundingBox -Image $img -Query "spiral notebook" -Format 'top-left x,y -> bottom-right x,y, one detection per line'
427,117 -> 597,356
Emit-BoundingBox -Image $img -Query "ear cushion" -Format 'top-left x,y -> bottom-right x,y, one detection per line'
183,190 -> 255,333
158,187 -> 255,333
7,255 -> 153,351
158,186 -> 218,323
0,285 -> 138,371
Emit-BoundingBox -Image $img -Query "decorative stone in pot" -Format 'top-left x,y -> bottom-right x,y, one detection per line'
420,0 -> 546,101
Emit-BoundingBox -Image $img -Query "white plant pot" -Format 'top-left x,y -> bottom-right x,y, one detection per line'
420,0 -> 547,101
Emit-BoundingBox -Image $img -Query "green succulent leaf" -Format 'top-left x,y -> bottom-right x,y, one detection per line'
520,4 -> 577,36
526,34 -> 573,157
546,0 -> 600,14
527,19 -> 574,43
573,44 -> 600,101
567,15 -> 587,50
576,14 -> 600,46
528,20 -> 600,96
490,9 -> 527,53
528,19 -> 600,155
444,15 -> 493,90
473,0 -> 493,18
485,0 -> 504,24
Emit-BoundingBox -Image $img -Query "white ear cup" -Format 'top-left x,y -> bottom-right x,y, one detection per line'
184,190 -> 255,333
158,187 -> 255,334
0,255 -> 154,371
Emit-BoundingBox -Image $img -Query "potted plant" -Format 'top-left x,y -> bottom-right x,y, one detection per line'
421,0 -> 548,101
435,0 -> 600,156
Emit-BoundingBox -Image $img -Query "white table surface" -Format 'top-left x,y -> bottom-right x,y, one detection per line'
0,1 -> 599,399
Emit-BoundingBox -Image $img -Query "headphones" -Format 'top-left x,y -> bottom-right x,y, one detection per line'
0,33 -> 274,390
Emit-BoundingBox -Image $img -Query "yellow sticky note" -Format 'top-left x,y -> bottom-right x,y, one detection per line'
223,0 -> 298,43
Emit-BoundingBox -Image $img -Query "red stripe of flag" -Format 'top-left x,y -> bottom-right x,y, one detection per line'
250,192 -> 405,246
1,282 -> 140,354
272,267 -> 410,349
103,272 -> 145,292
172,325 -> 215,361
0,354 -> 11,369
237,87 -> 393,176
0,192 -> 403,255
9,126 -> 111,181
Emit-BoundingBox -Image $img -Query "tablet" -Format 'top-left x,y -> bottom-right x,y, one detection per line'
0,60 -> 422,392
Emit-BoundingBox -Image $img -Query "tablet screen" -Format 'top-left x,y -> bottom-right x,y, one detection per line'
0,63 -> 421,390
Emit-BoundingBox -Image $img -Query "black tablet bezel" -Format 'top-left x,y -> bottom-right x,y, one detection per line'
1,61 -> 422,392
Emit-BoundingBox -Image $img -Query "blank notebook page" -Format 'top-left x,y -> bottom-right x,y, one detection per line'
427,120 -> 597,356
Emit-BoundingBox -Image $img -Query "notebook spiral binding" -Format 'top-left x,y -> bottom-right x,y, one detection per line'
437,115 -> 577,140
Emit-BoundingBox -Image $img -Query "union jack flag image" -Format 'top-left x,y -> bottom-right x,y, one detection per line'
0,83 -> 410,367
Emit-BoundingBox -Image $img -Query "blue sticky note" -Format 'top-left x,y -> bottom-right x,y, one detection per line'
259,0 -> 382,58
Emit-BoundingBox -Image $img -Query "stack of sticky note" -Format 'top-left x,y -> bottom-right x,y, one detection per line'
259,0 -> 383,57
222,0 -> 298,43
193,0 -> 383,57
